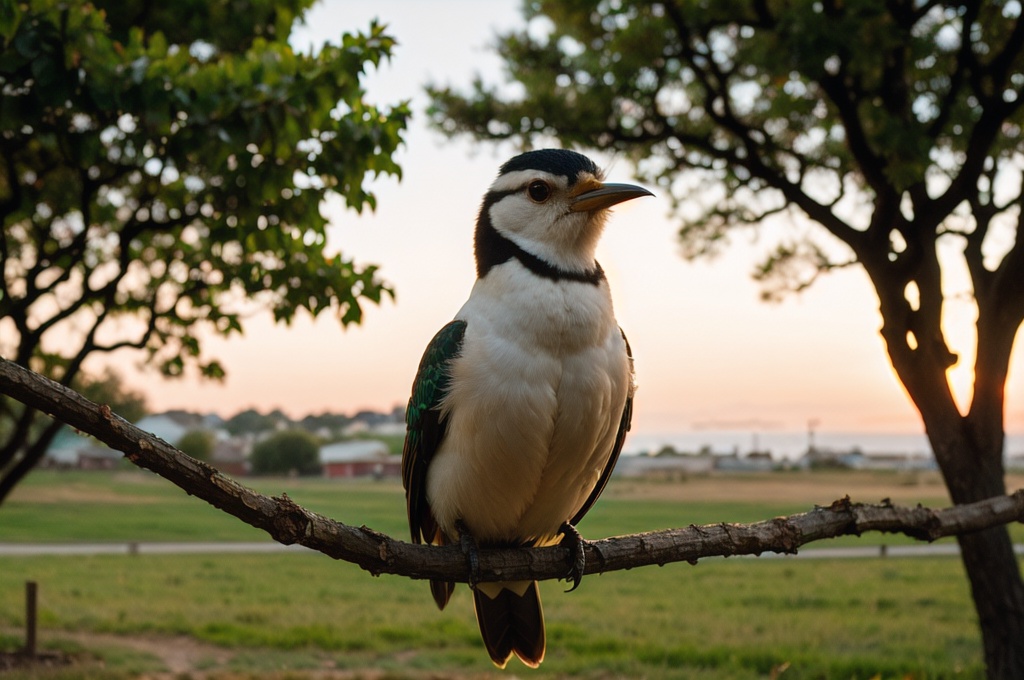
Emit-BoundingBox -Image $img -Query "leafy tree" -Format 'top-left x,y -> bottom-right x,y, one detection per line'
428,1 -> 1024,675
299,411 -> 352,435
176,429 -> 215,462
224,408 -> 286,436
0,0 -> 408,501
76,368 -> 149,424
250,428 -> 320,476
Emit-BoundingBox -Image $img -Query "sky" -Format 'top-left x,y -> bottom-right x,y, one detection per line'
103,0 -> 1024,442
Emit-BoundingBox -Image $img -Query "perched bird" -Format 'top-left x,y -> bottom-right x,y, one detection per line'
402,148 -> 651,668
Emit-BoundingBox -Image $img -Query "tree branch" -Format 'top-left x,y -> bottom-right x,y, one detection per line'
1,356 -> 1022,583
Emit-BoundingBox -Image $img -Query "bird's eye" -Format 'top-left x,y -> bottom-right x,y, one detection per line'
527,180 -> 551,203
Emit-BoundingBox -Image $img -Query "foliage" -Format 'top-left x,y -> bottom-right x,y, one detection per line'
0,366 -> 147,454
75,368 -> 149,424
0,0 -> 408,500
250,429 -> 321,476
428,0 -> 1023,301
176,429 -> 215,462
298,411 -> 352,435
223,408 -> 287,436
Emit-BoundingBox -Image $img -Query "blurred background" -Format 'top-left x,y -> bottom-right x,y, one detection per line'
3,1 -> 1024,678
92,0 -> 1024,455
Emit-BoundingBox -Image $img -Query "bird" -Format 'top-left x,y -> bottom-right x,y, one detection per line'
401,148 -> 651,668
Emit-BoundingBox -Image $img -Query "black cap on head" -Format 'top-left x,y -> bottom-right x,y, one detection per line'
498,149 -> 600,186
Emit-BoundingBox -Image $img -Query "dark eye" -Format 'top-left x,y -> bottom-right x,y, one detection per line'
527,180 -> 551,203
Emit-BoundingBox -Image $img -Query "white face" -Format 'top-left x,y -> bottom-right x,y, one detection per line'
487,169 -> 610,273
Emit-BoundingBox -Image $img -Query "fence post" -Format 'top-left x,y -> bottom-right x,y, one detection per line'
25,581 -> 37,657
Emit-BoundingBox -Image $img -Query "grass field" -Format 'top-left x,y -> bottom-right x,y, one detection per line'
1,467 -> 1022,679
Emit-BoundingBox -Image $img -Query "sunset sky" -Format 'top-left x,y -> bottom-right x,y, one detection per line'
106,0 -> 1024,442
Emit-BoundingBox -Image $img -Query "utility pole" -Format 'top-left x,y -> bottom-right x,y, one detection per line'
807,418 -> 820,453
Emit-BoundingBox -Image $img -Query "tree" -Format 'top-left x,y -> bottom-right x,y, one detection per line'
223,408 -> 285,436
0,0 -> 409,502
76,368 -> 149,424
299,411 -> 352,437
427,1 -> 1024,676
176,428 -> 215,462
250,428 -> 320,476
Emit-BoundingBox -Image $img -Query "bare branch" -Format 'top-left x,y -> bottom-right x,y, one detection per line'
2,357 -> 1022,583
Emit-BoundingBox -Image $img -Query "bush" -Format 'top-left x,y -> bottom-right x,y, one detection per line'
251,430 -> 321,476
177,430 -> 216,462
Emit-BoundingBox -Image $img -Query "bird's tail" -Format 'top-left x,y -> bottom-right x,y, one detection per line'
428,527 -> 455,610
430,578 -> 455,610
472,581 -> 545,668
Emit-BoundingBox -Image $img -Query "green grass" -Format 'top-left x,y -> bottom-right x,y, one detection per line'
0,552 -> 987,678
6,468 -> 1018,546
0,468 -> 1018,678
0,469 -> 409,543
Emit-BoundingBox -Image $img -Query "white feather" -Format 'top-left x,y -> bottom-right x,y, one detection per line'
425,258 -> 630,545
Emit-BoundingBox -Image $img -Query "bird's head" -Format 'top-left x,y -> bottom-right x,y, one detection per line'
475,149 -> 652,277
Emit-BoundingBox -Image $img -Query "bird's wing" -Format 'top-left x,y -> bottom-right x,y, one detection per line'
568,327 -> 635,527
402,319 -> 468,544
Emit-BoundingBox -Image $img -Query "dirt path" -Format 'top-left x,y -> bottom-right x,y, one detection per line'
3,628 -> 231,677
4,628 -> 482,679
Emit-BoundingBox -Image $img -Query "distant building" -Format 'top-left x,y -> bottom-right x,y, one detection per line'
42,428 -> 122,469
321,440 -> 400,478
614,453 -> 715,477
211,438 -> 251,477
797,447 -> 936,471
369,422 -> 407,436
852,453 -> 936,471
77,445 -> 122,470
798,447 -> 856,469
714,452 -> 774,472
135,411 -> 208,445
42,427 -> 89,467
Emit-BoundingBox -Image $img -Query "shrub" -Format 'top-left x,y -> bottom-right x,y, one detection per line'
251,430 -> 321,476
177,430 -> 216,462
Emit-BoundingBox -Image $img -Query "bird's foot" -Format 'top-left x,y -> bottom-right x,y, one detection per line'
559,521 -> 587,592
455,520 -> 481,590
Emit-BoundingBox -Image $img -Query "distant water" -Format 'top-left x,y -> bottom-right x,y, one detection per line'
625,430 -> 1024,461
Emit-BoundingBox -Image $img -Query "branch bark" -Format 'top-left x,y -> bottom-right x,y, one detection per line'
2,356 -> 1022,584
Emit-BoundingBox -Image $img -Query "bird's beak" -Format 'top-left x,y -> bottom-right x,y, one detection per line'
570,182 -> 654,213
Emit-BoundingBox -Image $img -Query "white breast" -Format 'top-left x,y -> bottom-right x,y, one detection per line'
425,261 -> 631,545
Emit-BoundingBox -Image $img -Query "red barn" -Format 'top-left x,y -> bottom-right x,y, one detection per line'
320,440 -> 401,478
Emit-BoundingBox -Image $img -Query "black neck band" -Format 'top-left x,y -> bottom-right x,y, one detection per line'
474,193 -> 604,286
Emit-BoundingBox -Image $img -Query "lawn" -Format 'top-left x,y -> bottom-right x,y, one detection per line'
5,466 -> 1020,546
0,551 -> 987,679
0,467 -> 1019,678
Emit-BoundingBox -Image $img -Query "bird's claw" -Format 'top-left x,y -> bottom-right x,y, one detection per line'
455,520 -> 481,590
559,521 -> 587,592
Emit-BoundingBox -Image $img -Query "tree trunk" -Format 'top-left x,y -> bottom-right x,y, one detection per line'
923,401 -> 1024,678
957,529 -> 1024,678
0,417 -> 60,504
864,209 -> 1024,678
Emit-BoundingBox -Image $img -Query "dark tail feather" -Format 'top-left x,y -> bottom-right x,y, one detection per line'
473,581 -> 545,668
427,524 -> 455,610
430,579 -> 455,610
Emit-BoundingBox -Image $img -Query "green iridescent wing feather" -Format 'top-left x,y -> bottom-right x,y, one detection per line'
402,320 -> 467,546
